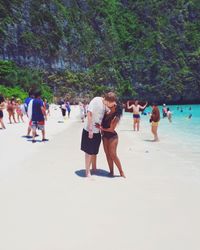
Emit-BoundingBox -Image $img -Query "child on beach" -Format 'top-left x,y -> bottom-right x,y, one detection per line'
16,99 -> 24,123
127,100 -> 148,131
96,103 -> 125,177
0,95 -> 6,129
150,103 -> 160,142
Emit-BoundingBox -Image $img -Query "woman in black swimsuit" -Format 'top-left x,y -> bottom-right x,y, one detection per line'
96,103 -> 125,177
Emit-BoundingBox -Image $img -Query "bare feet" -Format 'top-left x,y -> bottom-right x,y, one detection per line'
120,172 -> 126,178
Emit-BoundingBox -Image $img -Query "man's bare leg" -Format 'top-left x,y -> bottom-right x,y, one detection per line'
92,155 -> 97,172
85,153 -> 92,177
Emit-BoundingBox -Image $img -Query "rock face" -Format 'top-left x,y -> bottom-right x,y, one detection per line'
0,0 -> 86,71
0,0 -> 200,102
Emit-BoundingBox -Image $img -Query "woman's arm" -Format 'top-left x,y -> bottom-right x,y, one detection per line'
100,117 -> 119,132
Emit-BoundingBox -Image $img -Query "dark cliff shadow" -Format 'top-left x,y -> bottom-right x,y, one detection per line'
75,169 -> 114,178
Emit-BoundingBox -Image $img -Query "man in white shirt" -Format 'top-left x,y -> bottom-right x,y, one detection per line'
81,92 -> 117,177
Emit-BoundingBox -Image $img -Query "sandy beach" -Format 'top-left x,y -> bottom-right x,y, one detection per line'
0,106 -> 200,250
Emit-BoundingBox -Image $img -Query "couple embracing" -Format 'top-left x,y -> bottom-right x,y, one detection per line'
81,92 -> 125,178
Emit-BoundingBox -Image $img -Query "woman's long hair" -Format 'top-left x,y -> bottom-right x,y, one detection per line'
0,95 -> 4,104
114,102 -> 123,119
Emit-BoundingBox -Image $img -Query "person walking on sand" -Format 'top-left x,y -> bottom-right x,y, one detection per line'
66,101 -> 71,118
127,100 -> 148,131
0,95 -> 6,129
81,92 -> 117,177
96,103 -> 125,178
150,103 -> 160,141
30,90 -> 48,143
60,100 -> 67,120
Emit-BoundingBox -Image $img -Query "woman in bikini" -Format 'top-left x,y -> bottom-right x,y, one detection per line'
127,100 -> 148,131
96,103 -> 125,177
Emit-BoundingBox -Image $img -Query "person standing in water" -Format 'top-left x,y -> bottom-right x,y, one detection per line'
150,103 -> 160,141
127,100 -> 148,131
167,108 -> 172,123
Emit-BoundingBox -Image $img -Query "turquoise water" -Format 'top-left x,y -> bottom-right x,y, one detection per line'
124,104 -> 200,159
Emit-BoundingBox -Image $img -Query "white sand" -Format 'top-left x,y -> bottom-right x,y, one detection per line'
0,106 -> 200,250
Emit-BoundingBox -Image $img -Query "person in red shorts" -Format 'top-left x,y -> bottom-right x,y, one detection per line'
30,90 -> 48,143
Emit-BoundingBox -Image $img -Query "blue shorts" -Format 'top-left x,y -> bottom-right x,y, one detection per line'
133,114 -> 140,119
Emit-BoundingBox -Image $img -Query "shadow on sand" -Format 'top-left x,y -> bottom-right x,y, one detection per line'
120,129 -> 133,132
144,139 -> 157,142
75,169 -> 116,178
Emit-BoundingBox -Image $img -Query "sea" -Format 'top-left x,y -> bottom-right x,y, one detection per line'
124,104 -> 200,165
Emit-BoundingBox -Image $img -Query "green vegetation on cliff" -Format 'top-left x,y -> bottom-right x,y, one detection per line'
0,61 -> 53,101
0,0 -> 200,103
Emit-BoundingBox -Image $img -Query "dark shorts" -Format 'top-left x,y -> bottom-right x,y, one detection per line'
133,114 -> 140,119
61,109 -> 66,116
0,110 -> 3,118
81,129 -> 101,155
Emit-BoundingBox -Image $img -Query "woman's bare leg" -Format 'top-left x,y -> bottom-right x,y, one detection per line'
108,138 -> 125,177
0,118 -> 6,129
11,113 -> 17,123
103,138 -> 114,175
8,112 -> 12,123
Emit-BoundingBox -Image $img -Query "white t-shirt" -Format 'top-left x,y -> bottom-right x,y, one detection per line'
84,97 -> 107,133
27,99 -> 33,120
